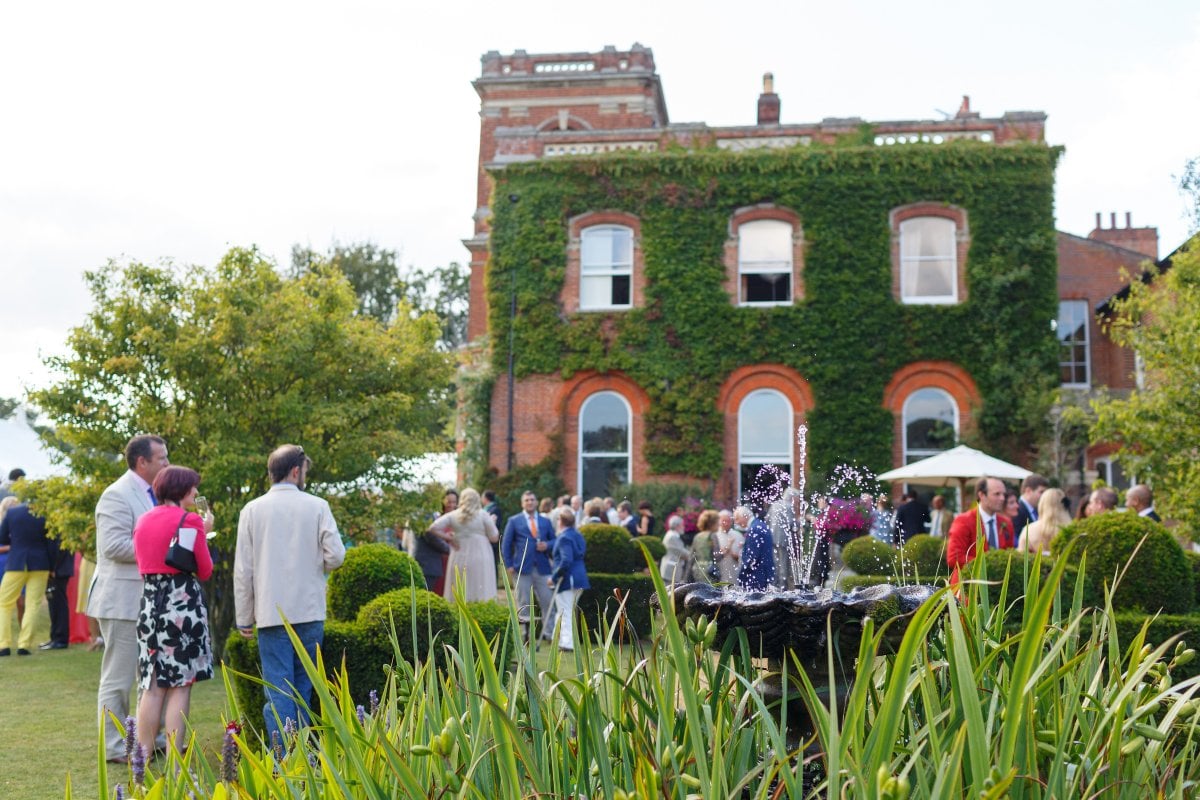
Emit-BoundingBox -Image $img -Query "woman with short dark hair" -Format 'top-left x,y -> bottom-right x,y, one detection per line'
132,465 -> 214,758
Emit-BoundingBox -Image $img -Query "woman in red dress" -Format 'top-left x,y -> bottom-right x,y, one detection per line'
132,466 -> 214,758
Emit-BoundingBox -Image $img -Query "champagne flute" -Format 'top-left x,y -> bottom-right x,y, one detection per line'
195,495 -> 217,539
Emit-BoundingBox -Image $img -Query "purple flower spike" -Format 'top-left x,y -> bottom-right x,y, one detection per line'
369,690 -> 379,713
131,743 -> 146,786
220,721 -> 241,783
115,786 -> 125,800
356,705 -> 366,725
283,716 -> 296,738
123,715 -> 137,761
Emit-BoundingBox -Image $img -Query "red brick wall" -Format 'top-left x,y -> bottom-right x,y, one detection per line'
1056,232 -> 1153,391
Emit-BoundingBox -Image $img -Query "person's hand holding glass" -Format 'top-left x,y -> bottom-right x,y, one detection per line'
194,495 -> 216,537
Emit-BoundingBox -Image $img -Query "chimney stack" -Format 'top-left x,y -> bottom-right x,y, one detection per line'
757,72 -> 780,126
1089,210 -> 1160,259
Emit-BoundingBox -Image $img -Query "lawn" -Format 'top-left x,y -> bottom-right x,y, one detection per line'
0,645 -> 230,800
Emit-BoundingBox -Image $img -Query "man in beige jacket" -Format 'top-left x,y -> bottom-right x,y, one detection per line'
234,444 -> 345,744
91,434 -> 169,762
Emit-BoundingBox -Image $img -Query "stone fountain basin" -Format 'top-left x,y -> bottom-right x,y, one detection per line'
668,581 -> 938,669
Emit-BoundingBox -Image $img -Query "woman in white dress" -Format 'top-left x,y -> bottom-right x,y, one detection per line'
1018,487 -> 1071,556
430,488 -> 500,602
659,515 -> 692,586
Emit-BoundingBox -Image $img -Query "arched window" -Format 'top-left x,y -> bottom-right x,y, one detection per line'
898,216 -> 957,304
737,389 -> 794,500
902,388 -> 958,463
578,391 -> 631,497
738,219 -> 794,305
580,225 -> 633,310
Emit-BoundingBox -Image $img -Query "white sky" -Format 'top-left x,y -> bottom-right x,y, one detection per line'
2,1 -> 1198,401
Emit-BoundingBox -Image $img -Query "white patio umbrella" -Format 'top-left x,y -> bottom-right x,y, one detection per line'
877,444 -> 1032,493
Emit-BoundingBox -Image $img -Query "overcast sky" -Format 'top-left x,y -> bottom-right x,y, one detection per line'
2,1 -> 1198,402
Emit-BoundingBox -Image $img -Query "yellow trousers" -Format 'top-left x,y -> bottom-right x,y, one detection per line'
0,570 -> 49,650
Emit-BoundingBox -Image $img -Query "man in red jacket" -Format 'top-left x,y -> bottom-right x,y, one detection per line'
946,476 -> 1013,580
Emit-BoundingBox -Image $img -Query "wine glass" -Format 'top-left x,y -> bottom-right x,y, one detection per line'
194,495 -> 210,516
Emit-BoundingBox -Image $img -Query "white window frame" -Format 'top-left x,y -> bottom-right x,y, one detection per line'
738,219 -> 793,306
902,387 -> 959,464
1057,300 -> 1091,388
579,225 -> 633,311
1094,457 -> 1134,491
899,216 -> 958,305
737,388 -> 794,497
577,391 -> 632,496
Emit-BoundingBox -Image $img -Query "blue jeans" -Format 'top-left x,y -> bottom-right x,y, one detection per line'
257,621 -> 323,745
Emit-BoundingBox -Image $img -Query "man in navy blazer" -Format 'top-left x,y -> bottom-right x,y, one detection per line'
0,502 -> 53,655
501,490 -> 557,643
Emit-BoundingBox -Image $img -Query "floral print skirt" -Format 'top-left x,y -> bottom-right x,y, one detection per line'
137,573 -> 214,690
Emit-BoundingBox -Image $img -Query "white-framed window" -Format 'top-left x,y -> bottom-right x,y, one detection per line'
580,225 -> 633,310
738,219 -> 793,305
737,388 -> 794,500
1058,300 -> 1090,387
899,216 -> 957,304
1095,457 -> 1133,491
578,391 -> 631,497
902,388 -> 958,464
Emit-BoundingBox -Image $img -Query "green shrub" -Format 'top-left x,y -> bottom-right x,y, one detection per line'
224,629 -> 262,730
634,535 -> 665,567
1186,551 -> 1200,611
327,543 -> 423,621
578,573 -> 657,640
464,600 -> 510,645
580,523 -> 638,573
838,574 -> 900,591
841,536 -> 897,576
357,587 -> 459,664
900,534 -> 948,580
1053,512 -> 1190,614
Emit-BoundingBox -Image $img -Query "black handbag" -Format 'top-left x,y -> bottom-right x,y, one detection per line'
165,509 -> 199,574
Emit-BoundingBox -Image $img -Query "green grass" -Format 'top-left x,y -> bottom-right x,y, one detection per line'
0,645 -> 229,800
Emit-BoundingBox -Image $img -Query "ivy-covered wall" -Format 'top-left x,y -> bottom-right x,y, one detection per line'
483,142 -> 1061,482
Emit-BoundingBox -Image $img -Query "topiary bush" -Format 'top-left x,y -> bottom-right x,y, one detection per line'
580,523 -> 638,573
464,600 -> 510,645
357,587 -> 459,664
1053,512 -> 1191,614
578,573 -> 657,640
900,534 -> 948,580
838,574 -> 900,591
841,536 -> 897,576
634,535 -> 665,568
327,543 -> 423,621
1186,551 -> 1200,611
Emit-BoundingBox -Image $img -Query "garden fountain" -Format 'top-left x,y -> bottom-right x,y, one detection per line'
667,425 -> 940,744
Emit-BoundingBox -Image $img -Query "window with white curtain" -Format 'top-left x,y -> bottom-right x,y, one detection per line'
738,220 -> 793,305
899,217 -> 957,304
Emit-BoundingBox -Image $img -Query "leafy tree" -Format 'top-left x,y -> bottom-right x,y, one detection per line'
291,241 -> 469,351
1091,234 -> 1200,537
0,397 -> 17,420
25,247 -> 452,649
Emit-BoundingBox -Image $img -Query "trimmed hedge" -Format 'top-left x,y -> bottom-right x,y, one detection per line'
635,536 -> 665,567
464,600 -> 510,645
580,523 -> 639,573
1078,611 -> 1200,681
841,536 -> 897,576
577,573 -> 657,640
900,534 -> 948,580
357,587 -> 459,665
1053,512 -> 1190,614
838,574 -> 900,591
327,543 -> 423,621
1186,551 -> 1200,610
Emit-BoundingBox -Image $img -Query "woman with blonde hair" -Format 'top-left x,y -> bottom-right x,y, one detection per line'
430,487 -> 500,602
1018,487 -> 1071,555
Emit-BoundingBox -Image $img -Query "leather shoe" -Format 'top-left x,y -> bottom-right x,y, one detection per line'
17,648 -> 32,655
0,648 -> 10,657
39,641 -> 68,651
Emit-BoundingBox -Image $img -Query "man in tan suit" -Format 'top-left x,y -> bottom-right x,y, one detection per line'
234,444 -> 345,744
90,434 -> 169,762
928,495 -> 951,538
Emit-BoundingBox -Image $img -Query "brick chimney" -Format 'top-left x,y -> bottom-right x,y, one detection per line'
1088,211 -> 1159,260
757,72 -> 780,126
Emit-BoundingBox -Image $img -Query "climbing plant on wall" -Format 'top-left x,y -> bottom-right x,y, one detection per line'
481,142 -> 1061,481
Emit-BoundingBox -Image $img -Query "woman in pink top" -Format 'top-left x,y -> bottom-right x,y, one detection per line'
132,466 -> 214,758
